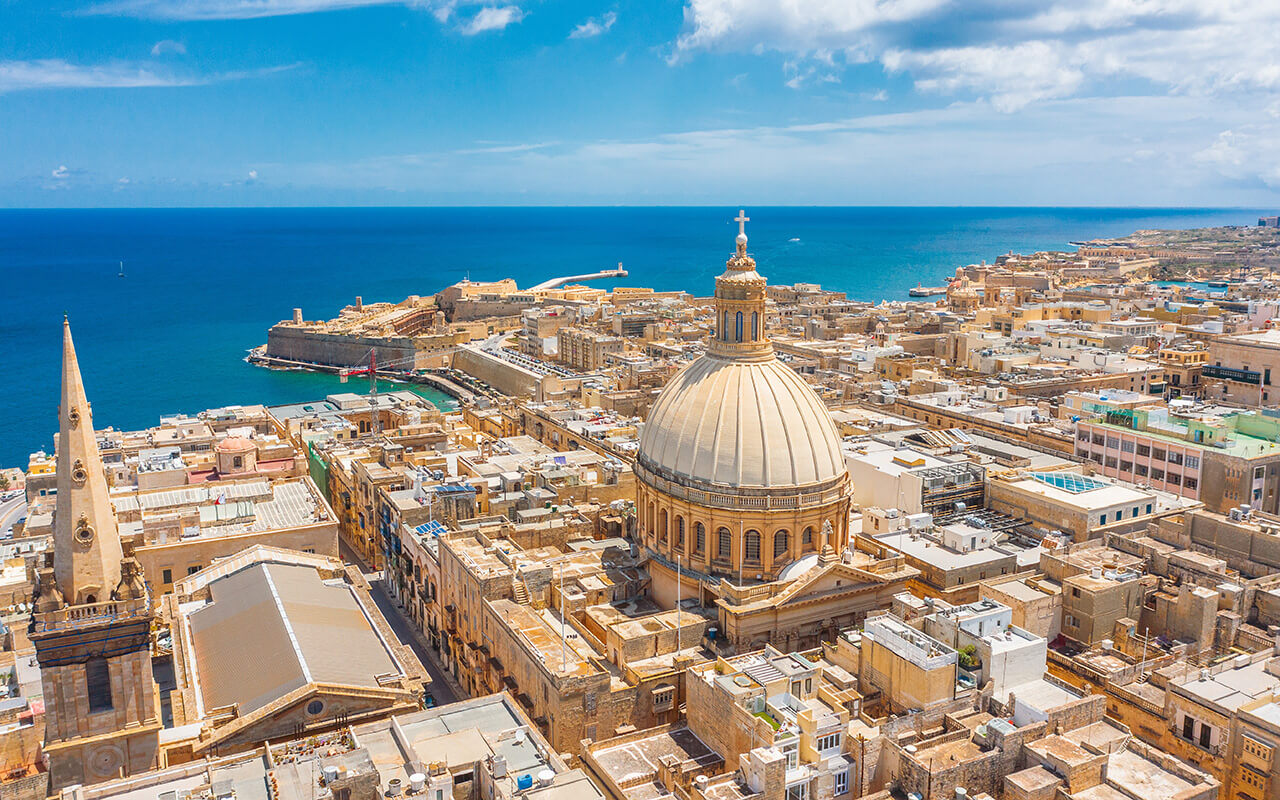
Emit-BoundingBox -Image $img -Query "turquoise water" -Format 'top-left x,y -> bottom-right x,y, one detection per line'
0,206 -> 1268,466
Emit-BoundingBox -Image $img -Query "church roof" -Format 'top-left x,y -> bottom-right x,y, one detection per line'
188,562 -> 400,715
637,352 -> 846,490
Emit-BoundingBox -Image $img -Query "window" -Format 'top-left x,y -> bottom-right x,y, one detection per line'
802,527 -> 814,546
834,770 -> 849,796
752,312 -> 759,341
1200,723 -> 1212,748
717,528 -> 732,559
735,312 -> 744,342
676,517 -> 686,551
187,565 -> 200,575
86,658 -> 113,712
1120,460 -> 1133,473
1100,513 -> 1107,525
1132,507 -> 1140,518
306,699 -> 325,716
1121,440 -> 1135,453
695,523 -> 706,555
653,685 -> 675,709
1137,444 -> 1151,457
1257,466 -> 1267,480
1152,468 -> 1165,481
1168,451 -> 1183,465
1136,464 -> 1149,477
1072,587 -> 1081,598
1185,455 -> 1199,469
1153,448 -> 1166,461
817,733 -> 842,753
1092,433 -> 1105,446
1105,457 -> 1118,468
774,531 -> 789,559
744,530 -> 761,562
1107,436 -> 1120,450
161,568 -> 172,584
1065,613 -> 1080,628
1185,477 -> 1198,490
1168,473 -> 1182,486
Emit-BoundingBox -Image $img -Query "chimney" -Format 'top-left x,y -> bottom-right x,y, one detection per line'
292,307 -> 303,324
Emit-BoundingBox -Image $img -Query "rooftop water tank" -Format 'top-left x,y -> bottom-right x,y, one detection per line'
537,770 -> 555,788
410,774 -> 426,793
517,775 -> 534,791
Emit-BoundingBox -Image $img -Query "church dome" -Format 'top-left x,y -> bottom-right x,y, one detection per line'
638,355 -> 845,490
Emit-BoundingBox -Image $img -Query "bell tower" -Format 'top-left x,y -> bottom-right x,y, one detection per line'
708,209 -> 774,362
32,317 -> 160,791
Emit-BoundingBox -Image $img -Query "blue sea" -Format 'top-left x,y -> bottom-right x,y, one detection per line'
0,206 -> 1268,467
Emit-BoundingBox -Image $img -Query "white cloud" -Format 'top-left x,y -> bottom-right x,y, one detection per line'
460,5 -> 523,34
150,40 -> 187,56
0,59 -> 300,94
117,177 -> 132,184
87,0 -> 421,20
0,60 -> 197,93
247,169 -> 259,180
883,42 -> 1083,112
672,0 -> 1280,111
52,165 -> 70,179
569,11 -> 616,39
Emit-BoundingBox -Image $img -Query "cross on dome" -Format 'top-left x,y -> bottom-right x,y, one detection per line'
734,209 -> 750,255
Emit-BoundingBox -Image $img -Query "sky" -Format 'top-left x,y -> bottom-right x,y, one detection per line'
4,0 -> 1280,207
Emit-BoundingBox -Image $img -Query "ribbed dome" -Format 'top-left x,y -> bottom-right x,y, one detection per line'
638,354 -> 846,490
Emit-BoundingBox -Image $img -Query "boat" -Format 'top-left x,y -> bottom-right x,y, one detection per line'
1207,280 -> 1228,288
909,283 -> 948,297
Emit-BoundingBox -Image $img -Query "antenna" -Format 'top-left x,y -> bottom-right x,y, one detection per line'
369,349 -> 382,438
677,554 -> 682,652
560,557 -> 567,669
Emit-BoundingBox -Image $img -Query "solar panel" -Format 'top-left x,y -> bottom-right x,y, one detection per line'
1030,471 -> 1107,493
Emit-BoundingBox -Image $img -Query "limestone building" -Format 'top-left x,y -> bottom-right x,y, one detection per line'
32,319 -> 162,790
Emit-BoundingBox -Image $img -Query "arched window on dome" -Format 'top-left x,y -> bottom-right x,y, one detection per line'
802,526 -> 815,551
735,312 -> 744,342
752,312 -> 759,341
658,509 -> 668,543
774,530 -> 789,560
717,528 -> 732,561
695,523 -> 706,555
722,312 -> 730,341
744,530 -> 761,563
648,502 -> 656,538
675,516 -> 686,551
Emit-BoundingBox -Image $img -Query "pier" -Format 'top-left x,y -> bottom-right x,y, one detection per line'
527,265 -> 628,291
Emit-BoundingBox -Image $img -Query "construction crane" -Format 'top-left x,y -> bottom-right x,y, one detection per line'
339,349 -> 419,438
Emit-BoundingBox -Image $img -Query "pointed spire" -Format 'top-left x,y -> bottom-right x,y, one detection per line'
53,317 -> 124,607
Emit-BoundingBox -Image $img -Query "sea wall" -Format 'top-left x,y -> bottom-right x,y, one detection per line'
265,324 -> 417,368
451,346 -> 540,398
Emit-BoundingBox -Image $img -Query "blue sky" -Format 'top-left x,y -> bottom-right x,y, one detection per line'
4,0 -> 1280,206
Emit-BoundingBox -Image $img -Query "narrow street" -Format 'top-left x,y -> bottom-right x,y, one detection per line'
340,538 -> 465,705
